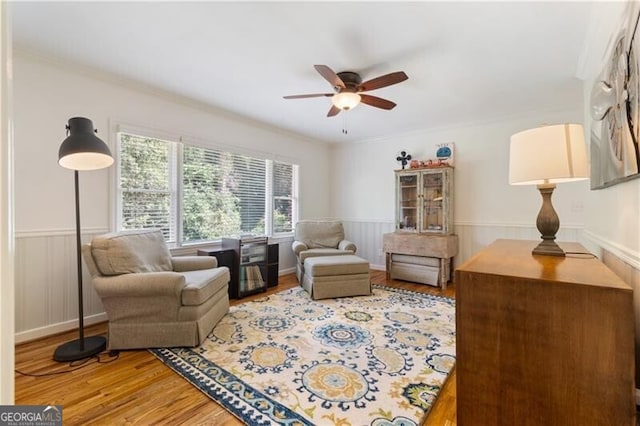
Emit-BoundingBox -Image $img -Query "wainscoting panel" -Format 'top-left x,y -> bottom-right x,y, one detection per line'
342,220 -> 584,270
15,230 -> 296,343
15,230 -> 107,343
454,222 -> 584,267
14,223 -> 592,341
342,220 -> 395,269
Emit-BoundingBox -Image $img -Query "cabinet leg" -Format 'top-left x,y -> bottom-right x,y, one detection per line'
440,258 -> 447,291
385,252 -> 391,281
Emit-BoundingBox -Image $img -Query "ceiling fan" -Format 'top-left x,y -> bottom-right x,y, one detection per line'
284,65 -> 408,117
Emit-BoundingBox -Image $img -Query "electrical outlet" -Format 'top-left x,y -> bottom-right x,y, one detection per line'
571,201 -> 584,213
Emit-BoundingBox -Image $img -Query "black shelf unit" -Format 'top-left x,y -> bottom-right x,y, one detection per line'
222,236 -> 268,299
267,243 -> 279,288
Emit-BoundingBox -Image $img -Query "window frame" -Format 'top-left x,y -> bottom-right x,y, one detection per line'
114,127 -> 298,247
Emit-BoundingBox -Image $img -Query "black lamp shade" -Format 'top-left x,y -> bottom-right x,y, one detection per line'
58,117 -> 113,170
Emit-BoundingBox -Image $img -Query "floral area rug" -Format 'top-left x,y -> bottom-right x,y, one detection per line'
150,285 -> 456,426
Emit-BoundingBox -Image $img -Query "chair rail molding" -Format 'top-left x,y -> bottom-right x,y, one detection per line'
15,227 -> 110,239
342,219 -> 585,270
582,229 -> 640,270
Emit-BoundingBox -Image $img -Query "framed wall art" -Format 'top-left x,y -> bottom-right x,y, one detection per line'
590,1 -> 640,189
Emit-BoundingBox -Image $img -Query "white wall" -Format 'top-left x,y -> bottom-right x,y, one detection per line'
331,108 -> 587,266
1,0 -> 15,404
13,52 -> 332,339
579,1 -> 640,266
14,53 -> 332,233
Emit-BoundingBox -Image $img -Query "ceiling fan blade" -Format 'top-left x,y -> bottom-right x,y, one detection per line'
314,65 -> 346,89
327,105 -> 341,117
283,93 -> 333,99
360,94 -> 397,110
358,71 -> 408,92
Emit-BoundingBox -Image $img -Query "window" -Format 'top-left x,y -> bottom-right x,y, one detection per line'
117,132 -> 297,245
118,134 -> 177,243
272,161 -> 295,233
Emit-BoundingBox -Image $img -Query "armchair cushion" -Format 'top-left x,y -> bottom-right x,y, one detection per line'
172,256 -> 217,272
295,220 -> 345,249
181,268 -> 229,306
299,248 -> 355,263
92,271 -> 185,298
91,230 -> 172,275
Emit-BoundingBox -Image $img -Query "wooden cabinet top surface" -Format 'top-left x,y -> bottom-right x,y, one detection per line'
456,239 -> 630,291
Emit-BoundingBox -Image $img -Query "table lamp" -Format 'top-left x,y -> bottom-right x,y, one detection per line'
509,123 -> 589,256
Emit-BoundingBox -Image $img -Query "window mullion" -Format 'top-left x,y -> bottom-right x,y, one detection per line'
265,160 -> 273,237
175,142 -> 183,247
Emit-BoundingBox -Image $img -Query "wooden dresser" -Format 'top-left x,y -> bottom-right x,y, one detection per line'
455,239 -> 635,425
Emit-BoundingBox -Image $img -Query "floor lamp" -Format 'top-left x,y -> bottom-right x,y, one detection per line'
53,117 -> 113,362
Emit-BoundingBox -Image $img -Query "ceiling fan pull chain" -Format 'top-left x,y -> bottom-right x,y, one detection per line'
342,114 -> 348,134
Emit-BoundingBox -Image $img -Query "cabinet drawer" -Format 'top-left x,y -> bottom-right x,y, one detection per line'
391,254 -> 440,267
390,262 -> 440,286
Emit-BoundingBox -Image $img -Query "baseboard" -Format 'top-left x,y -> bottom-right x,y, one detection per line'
370,263 -> 385,271
279,267 -> 296,275
15,313 -> 108,344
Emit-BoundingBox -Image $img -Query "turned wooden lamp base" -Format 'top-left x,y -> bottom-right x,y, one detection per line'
532,183 -> 565,257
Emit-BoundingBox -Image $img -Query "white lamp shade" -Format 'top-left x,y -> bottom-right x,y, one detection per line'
58,152 -> 114,170
331,92 -> 361,110
509,123 -> 589,185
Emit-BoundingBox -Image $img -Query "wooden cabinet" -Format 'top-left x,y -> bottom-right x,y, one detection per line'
386,166 -> 457,288
395,166 -> 453,234
383,233 -> 457,289
221,236 -> 268,299
455,239 -> 635,425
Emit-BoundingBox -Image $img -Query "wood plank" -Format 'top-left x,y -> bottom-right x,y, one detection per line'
16,271 -> 457,425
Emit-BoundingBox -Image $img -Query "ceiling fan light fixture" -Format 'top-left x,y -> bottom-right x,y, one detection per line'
332,92 -> 361,110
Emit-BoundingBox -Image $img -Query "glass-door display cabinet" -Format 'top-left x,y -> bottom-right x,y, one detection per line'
386,166 -> 457,289
395,166 -> 453,234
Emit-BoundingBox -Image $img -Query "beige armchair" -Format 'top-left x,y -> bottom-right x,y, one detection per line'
82,229 -> 230,350
292,220 -> 356,282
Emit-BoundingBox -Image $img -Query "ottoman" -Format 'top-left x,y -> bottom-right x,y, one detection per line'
302,255 -> 371,300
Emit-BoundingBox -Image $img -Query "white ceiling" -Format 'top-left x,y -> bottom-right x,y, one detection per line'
11,1 -> 593,144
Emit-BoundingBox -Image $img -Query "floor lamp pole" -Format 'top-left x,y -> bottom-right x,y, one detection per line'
74,170 -> 85,347
53,170 -> 106,362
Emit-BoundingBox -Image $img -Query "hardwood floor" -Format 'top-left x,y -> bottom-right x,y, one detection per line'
15,271 -> 457,425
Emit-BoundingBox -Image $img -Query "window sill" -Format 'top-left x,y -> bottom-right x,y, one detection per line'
169,233 -> 294,256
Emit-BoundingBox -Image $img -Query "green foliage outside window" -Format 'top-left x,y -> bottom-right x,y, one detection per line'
118,132 -> 295,244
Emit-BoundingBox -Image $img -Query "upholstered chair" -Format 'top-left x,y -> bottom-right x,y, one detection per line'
291,220 -> 356,283
82,229 -> 230,350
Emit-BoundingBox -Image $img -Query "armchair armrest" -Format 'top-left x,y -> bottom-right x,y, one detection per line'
292,241 -> 309,257
93,271 -> 185,298
172,256 -> 217,272
338,239 -> 357,253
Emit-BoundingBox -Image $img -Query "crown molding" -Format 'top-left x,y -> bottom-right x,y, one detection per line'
13,46 -> 330,148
